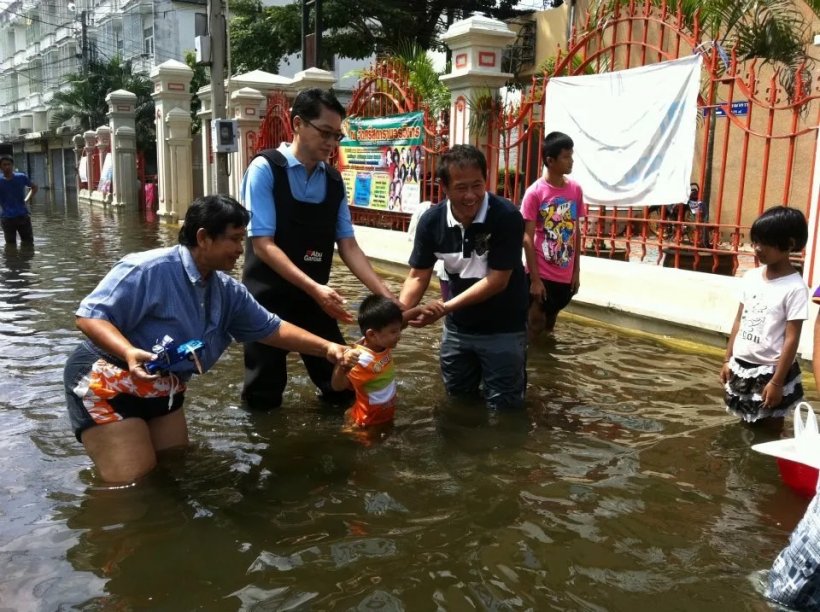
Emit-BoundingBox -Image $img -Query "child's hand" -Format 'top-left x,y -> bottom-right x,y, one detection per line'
407,299 -> 446,328
529,277 -> 546,301
325,342 -> 352,365
719,362 -> 731,385
761,381 -> 784,409
401,305 -> 424,328
340,348 -> 361,371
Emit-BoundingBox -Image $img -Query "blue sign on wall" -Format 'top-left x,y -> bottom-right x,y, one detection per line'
705,101 -> 749,117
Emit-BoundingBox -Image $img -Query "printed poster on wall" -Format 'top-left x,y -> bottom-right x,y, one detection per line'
339,111 -> 425,215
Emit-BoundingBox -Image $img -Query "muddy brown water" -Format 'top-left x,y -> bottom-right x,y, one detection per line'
0,200 -> 810,610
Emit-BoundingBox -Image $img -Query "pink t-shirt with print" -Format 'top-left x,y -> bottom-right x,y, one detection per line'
521,177 -> 587,284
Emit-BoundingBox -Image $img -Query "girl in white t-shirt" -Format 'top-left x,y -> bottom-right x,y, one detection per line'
721,206 -> 809,425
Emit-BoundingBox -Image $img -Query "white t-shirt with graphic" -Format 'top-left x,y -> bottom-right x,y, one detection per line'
733,267 -> 808,366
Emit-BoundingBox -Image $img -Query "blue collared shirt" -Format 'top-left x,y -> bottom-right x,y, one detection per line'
241,142 -> 355,239
76,245 -> 281,378
0,172 -> 32,218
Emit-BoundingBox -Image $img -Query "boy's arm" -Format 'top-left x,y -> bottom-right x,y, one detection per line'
571,227 -> 581,294
25,181 -> 37,203
330,361 -> 353,392
523,220 -> 544,299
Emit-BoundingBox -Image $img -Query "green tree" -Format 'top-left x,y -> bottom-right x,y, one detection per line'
319,0 -> 526,58
185,50 -> 209,133
48,56 -> 155,150
387,40 -> 451,115
229,0 -> 301,74
229,0 -> 527,73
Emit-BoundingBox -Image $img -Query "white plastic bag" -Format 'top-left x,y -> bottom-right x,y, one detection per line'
794,402 -> 819,438
752,401 -> 820,479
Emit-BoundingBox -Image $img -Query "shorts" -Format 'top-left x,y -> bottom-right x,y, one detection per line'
1,215 -> 33,244
724,357 -> 802,422
529,278 -> 573,316
64,342 -> 186,442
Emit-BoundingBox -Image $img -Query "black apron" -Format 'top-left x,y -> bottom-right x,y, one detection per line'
242,149 -> 344,311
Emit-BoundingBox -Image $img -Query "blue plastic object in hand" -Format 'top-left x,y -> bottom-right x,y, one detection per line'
144,335 -> 206,374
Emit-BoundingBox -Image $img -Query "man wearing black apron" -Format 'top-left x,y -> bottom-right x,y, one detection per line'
240,88 -> 396,410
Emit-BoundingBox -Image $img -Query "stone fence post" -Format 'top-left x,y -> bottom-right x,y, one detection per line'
92,125 -> 112,206
230,87 -> 265,198
72,134 -> 85,192
165,107 -> 194,221
197,85 -> 213,197
151,60 -> 193,224
83,130 -> 98,199
107,89 -> 138,208
440,12 -> 515,194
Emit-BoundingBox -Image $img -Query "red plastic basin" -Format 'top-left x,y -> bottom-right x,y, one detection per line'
776,457 -> 820,499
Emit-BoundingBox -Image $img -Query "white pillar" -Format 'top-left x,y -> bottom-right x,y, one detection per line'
197,84 -> 214,196
229,86 -> 265,199
72,133 -> 84,194
798,127 -> 820,361
165,107 -> 194,222
440,12 -> 515,194
151,60 -> 193,223
107,89 -> 138,209
289,67 -> 336,93
92,125 -> 112,206
79,130 -> 97,205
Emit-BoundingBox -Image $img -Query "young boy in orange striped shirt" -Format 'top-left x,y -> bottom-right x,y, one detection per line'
331,295 -> 403,428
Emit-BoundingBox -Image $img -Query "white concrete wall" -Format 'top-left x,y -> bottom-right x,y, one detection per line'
351,225 -> 819,360
174,7 -> 204,56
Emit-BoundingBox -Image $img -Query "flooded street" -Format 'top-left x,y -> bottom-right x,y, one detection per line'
0,200 -> 812,610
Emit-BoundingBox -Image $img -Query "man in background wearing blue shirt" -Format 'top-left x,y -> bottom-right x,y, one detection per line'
240,88 -> 396,410
0,155 -> 37,247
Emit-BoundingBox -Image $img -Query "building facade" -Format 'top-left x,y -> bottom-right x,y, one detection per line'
0,0 -> 207,199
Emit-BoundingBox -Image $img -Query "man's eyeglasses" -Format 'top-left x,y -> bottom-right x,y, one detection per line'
300,117 -> 345,142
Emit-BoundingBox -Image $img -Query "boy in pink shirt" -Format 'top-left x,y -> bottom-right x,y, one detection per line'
521,131 -> 587,338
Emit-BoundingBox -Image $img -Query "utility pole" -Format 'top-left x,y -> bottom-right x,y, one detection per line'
208,0 -> 229,194
80,10 -> 88,75
301,0 -> 321,70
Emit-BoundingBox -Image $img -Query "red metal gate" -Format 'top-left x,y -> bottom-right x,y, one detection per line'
488,0 -> 820,275
256,91 -> 293,153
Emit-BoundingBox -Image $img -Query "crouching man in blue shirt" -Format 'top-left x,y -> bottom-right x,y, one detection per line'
63,194 -> 357,484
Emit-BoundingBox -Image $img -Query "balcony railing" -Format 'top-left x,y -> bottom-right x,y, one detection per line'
54,26 -> 72,43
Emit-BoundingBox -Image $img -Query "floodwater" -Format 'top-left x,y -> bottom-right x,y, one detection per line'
0,200 -> 813,611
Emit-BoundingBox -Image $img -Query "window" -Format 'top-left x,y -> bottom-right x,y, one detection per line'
194,13 -> 207,37
143,26 -> 153,56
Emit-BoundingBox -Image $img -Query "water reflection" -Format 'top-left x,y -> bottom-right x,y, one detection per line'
0,203 -> 813,610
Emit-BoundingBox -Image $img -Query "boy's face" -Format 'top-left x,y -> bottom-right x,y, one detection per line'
366,321 -> 402,351
547,148 -> 574,175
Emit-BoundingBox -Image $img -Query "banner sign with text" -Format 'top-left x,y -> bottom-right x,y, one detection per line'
544,55 -> 702,207
339,111 -> 425,214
